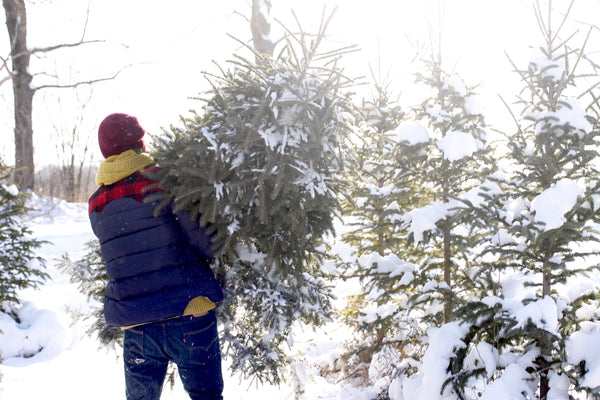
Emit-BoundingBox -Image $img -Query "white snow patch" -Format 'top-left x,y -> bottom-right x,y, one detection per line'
531,178 -> 582,231
436,131 -> 479,162
393,122 -> 430,146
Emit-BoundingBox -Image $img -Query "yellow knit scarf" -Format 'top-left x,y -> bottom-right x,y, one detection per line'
96,150 -> 156,186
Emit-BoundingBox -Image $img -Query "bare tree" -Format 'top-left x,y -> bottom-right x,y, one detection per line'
46,87 -> 96,202
2,0 -> 126,191
251,0 -> 275,60
3,0 -> 33,190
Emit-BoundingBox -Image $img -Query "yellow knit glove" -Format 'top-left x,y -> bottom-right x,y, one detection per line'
183,296 -> 216,316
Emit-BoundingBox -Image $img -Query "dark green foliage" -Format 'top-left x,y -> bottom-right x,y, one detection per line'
441,2 -> 600,398
338,40 -> 496,395
215,252 -> 333,383
397,53 -> 496,368
337,75 -> 426,385
0,162 -> 47,305
150,17 -> 356,384
409,58 -> 496,308
341,73 -> 410,258
152,45 -> 352,272
58,239 -> 181,389
56,239 -> 122,349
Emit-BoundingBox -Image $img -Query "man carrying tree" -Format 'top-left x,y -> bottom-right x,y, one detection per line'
88,113 -> 224,400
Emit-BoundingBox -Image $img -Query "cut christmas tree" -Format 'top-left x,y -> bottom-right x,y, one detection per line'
151,13 -> 357,384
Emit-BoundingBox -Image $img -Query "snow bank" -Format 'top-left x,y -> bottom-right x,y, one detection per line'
405,322 -> 469,400
0,302 -> 70,364
0,196 -> 378,399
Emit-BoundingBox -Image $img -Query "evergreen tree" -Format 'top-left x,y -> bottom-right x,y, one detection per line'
57,240 -> 120,349
406,51 -> 495,325
337,72 -> 427,387
57,240 -> 181,389
433,2 -> 600,399
341,71 -> 408,258
0,161 -> 47,307
338,40 -> 495,395
150,14 -> 356,384
375,43 -> 497,398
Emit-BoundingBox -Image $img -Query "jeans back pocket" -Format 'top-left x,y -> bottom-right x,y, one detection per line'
182,319 -> 220,366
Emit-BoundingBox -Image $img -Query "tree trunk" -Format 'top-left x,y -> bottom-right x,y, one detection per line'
443,219 -> 452,323
539,257 -> 552,399
442,158 -> 452,323
251,0 -> 275,60
4,0 -> 34,191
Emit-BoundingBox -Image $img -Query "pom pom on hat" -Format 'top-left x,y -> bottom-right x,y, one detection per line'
98,113 -> 146,158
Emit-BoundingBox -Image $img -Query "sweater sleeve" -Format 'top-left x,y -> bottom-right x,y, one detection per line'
174,209 -> 217,261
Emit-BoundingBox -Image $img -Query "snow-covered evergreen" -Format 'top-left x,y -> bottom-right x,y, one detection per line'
0,162 -> 47,309
150,15 -> 355,384
392,3 -> 600,399
336,74 -> 425,391
337,47 -> 497,397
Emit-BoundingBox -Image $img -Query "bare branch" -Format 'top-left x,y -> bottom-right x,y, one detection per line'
32,64 -> 133,92
233,9 -> 251,24
29,38 -> 106,55
0,54 -> 14,86
550,0 -> 575,43
0,75 -> 11,86
570,25 -> 593,78
504,51 -> 530,91
79,1 -> 91,43
498,94 -> 523,135
30,1 -> 105,54
578,80 -> 600,104
588,90 -> 600,120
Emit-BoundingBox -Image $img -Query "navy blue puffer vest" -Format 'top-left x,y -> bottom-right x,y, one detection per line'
88,169 -> 223,327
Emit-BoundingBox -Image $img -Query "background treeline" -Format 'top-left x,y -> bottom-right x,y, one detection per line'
35,165 -> 96,202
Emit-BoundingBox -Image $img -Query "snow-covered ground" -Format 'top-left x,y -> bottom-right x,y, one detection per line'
4,179 -> 600,399
0,196 -> 374,400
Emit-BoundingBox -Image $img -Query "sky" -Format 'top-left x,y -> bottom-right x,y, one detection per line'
0,0 -> 598,167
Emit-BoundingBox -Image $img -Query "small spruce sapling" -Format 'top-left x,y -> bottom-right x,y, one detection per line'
0,161 -> 47,308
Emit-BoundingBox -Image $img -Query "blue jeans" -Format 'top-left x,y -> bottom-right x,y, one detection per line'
123,310 -> 223,400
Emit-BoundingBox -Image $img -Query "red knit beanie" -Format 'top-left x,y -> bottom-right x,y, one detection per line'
98,113 -> 146,158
